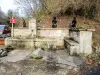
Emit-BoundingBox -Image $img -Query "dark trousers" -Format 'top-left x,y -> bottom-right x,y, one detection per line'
52,24 -> 57,28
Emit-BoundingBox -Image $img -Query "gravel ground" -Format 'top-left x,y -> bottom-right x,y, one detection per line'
0,59 -> 68,75
0,49 -> 99,75
0,49 -> 69,75
82,65 -> 100,75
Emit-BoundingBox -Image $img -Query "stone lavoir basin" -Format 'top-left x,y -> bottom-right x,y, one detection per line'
5,37 -> 64,50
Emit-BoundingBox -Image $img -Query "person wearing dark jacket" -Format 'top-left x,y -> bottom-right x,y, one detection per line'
52,16 -> 57,28
71,17 -> 77,27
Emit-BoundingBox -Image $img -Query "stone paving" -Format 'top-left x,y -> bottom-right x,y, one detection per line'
0,50 -> 33,62
0,49 -> 84,75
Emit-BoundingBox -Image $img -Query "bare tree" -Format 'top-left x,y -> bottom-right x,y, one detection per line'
15,0 -> 41,16
0,9 -> 8,24
14,0 -> 100,19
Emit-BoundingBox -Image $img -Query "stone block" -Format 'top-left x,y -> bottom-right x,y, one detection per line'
69,29 -> 95,54
64,39 -> 79,55
29,18 -> 37,35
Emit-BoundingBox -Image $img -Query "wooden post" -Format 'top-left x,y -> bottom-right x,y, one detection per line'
11,17 -> 14,37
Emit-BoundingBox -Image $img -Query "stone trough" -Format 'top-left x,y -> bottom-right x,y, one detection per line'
5,37 -> 64,50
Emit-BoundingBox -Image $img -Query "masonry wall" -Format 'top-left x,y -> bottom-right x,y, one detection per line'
13,28 -> 32,37
38,28 -> 69,38
69,29 -> 93,54
80,31 -> 92,54
13,28 -> 69,39
5,38 -> 64,49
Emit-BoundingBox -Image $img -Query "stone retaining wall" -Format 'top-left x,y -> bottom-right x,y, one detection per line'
13,28 -> 69,39
38,28 -> 69,38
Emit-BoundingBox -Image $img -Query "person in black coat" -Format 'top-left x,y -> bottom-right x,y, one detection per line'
71,17 -> 77,27
52,16 -> 57,28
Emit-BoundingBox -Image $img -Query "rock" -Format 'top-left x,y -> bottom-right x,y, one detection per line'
0,50 -> 8,57
56,64 -> 67,68
42,51 -> 57,63
57,69 -> 68,75
0,49 -> 3,54
67,66 -> 73,69
42,51 -> 51,61
0,66 -> 6,73
0,48 -> 8,57
57,55 -> 84,67
57,57 -> 77,67
2,49 -> 7,51
73,67 -> 80,72
31,55 -> 43,59
30,48 -> 44,59
33,48 -> 44,56
18,72 -> 22,75
5,46 -> 14,52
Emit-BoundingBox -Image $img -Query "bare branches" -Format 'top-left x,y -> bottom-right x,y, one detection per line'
14,0 -> 100,19
15,0 -> 40,16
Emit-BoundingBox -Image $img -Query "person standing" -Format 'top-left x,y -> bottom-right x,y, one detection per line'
52,16 -> 57,28
71,17 -> 77,28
